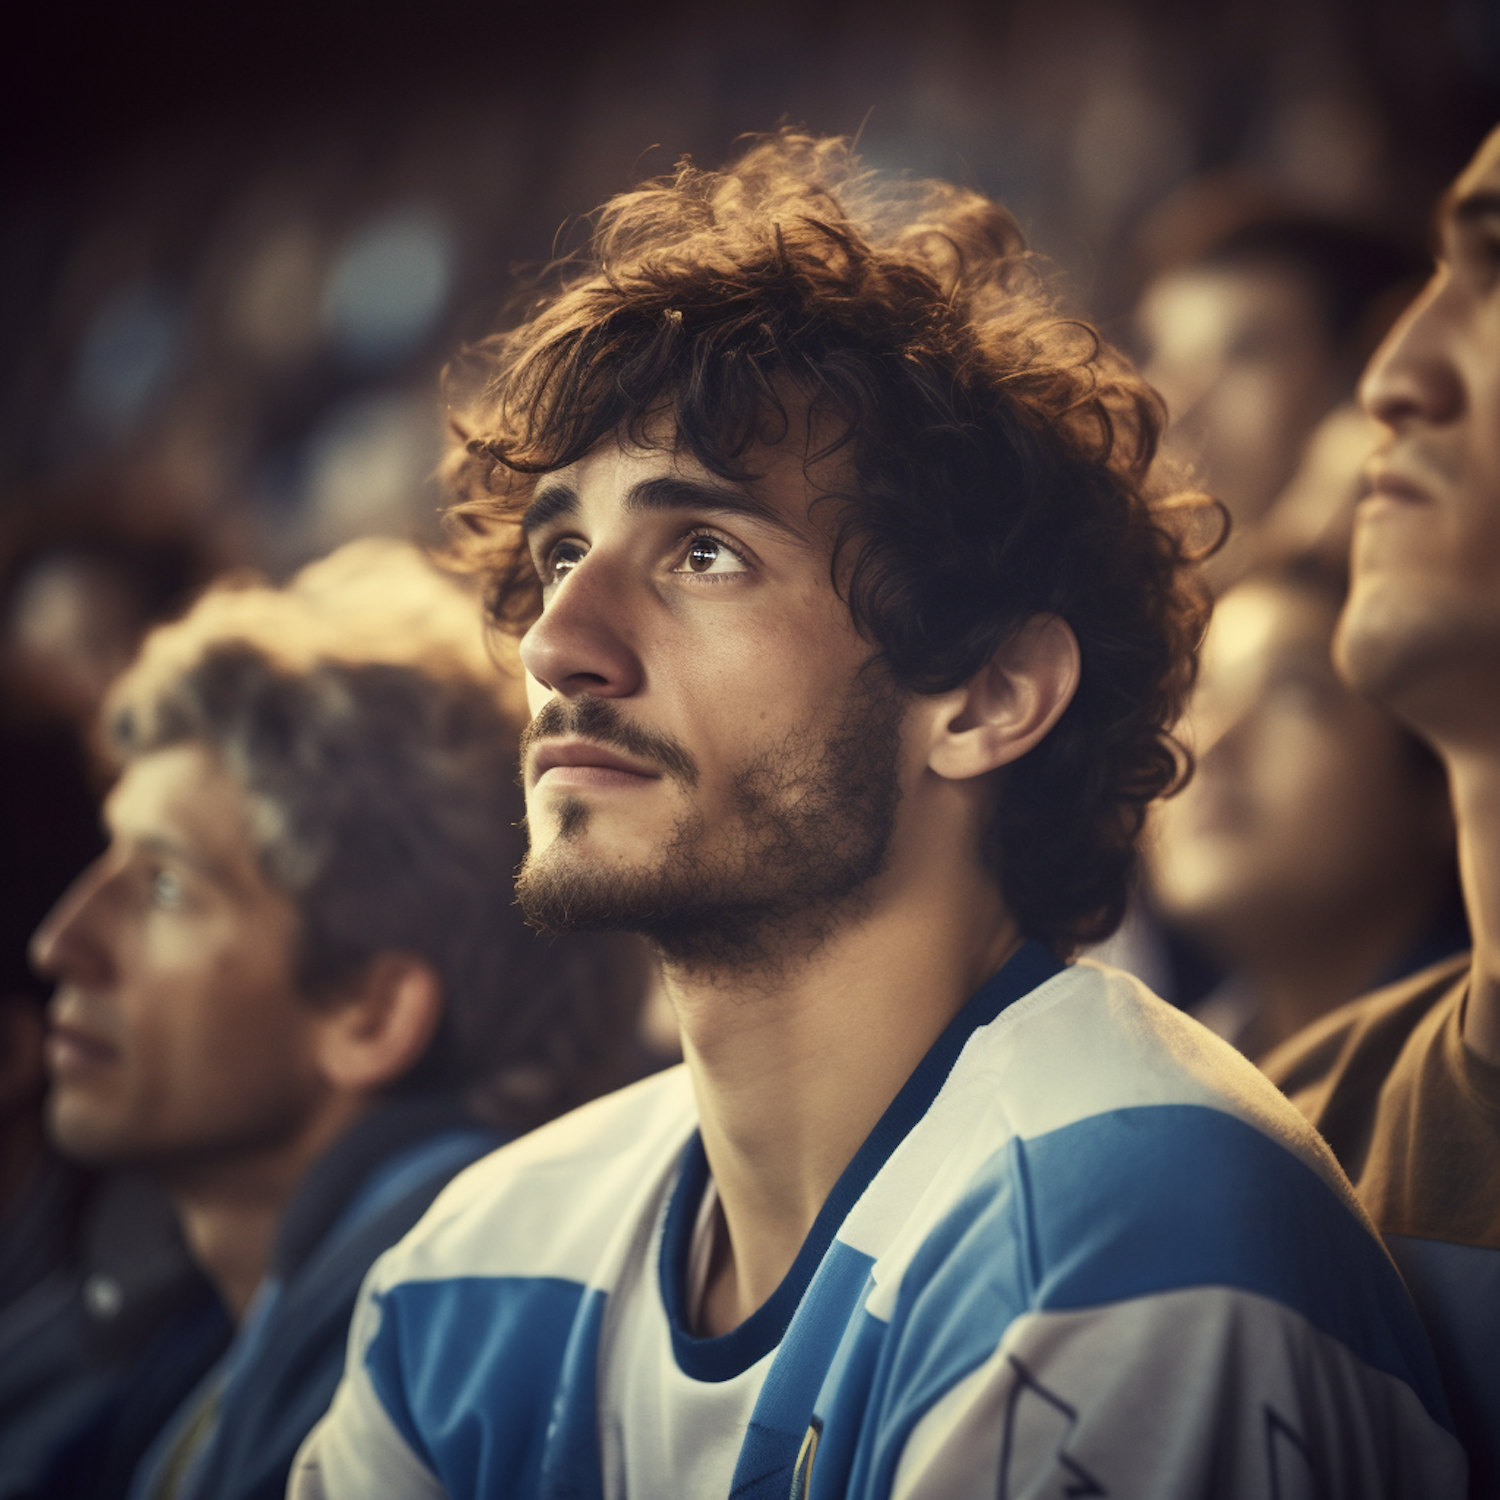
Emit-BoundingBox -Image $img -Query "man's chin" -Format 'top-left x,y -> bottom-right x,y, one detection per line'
514,843 -> 868,972
523,826 -> 669,891
1335,585 -> 1462,707
46,1098 -> 137,1166
514,844 -> 665,936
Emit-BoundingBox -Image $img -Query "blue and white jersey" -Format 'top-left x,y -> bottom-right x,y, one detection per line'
291,944 -> 1466,1498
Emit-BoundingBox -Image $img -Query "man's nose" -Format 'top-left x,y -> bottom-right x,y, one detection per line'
30,858 -> 116,989
1360,270 -> 1464,432
519,557 -> 644,699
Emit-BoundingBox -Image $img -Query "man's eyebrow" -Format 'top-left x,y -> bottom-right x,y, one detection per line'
623,475 -> 806,538
521,482 -> 579,538
127,830 -> 237,891
520,473 -> 809,542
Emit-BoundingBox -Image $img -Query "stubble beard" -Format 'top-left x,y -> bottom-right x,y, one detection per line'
515,670 -> 907,973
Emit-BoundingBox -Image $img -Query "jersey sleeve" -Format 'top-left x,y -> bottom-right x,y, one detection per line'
828,1102 -> 1469,1500
885,1288 -> 1466,1499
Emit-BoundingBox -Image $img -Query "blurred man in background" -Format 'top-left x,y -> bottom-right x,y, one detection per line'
1149,552 -> 1465,1059
1135,205 -> 1417,584
1088,209 -> 1426,1005
1265,125 -> 1500,1494
0,509 -> 225,1500
19,539 -> 648,1500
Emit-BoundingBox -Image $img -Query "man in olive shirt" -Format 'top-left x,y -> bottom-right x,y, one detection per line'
1265,125 -> 1500,1495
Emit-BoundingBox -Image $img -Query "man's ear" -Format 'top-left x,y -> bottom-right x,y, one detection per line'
926,615 -> 1081,781
311,952 -> 444,1095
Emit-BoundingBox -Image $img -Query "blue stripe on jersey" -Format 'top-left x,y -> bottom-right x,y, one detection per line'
795,1295 -> 889,1498
728,1240 -> 875,1498
839,1103 -> 1454,1500
364,1276 -> 605,1500
662,940 -> 1064,1383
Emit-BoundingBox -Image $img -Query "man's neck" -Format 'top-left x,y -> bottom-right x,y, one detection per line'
667,851 -> 1020,1338
163,1095 -> 368,1322
1445,746 -> 1500,1067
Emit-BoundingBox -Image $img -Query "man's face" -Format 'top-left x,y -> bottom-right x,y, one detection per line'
1150,579 -> 1449,956
514,428 -> 915,966
1138,263 -> 1341,530
1336,127 -> 1500,731
32,742 -> 329,1169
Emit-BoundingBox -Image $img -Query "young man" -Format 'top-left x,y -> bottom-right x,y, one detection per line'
26,540 -> 646,1500
1265,125 -> 1500,1495
294,135 -> 1464,1498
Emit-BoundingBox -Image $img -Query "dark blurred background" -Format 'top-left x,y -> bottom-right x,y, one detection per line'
3,0 -> 1497,579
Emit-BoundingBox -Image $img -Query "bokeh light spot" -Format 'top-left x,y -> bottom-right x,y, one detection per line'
321,208 -> 455,369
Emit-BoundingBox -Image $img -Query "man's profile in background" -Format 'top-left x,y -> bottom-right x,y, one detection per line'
24,538 -> 648,1500
1267,123 -> 1500,1494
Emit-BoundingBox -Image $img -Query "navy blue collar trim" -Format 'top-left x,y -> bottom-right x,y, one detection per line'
659,939 -> 1064,1382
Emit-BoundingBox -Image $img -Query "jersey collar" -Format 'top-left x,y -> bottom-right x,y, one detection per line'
659,939 -> 1064,1381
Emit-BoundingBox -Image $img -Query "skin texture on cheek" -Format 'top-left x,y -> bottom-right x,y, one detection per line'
518,665 -> 908,969
49,922 -> 321,1168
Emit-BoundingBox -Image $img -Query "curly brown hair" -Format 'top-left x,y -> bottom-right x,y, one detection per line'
446,132 -> 1214,954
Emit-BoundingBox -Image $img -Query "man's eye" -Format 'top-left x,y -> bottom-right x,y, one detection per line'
149,870 -> 186,910
673,535 -> 746,577
1473,236 -> 1500,283
542,540 -> 587,587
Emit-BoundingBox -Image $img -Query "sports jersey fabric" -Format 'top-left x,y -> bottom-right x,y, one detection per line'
292,945 -> 1466,1499
1264,953 -> 1500,1498
120,1101 -> 503,1500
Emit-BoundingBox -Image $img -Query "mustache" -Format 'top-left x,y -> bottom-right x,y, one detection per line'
521,697 -> 700,787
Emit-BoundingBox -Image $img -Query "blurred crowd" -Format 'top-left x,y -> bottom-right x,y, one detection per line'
3,1 -> 1500,1496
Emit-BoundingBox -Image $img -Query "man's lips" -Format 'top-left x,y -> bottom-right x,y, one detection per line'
1363,466 -> 1435,507
45,1020 -> 119,1076
530,739 -> 663,788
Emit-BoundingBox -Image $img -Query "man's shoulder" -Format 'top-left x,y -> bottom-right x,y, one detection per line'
1262,953 -> 1470,1133
852,961 -> 1459,1471
366,1066 -> 698,1292
854,960 -> 1375,1297
970,958 -> 1354,1190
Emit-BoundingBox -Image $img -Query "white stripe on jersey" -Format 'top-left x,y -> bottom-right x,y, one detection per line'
889,1289 -> 1463,1499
